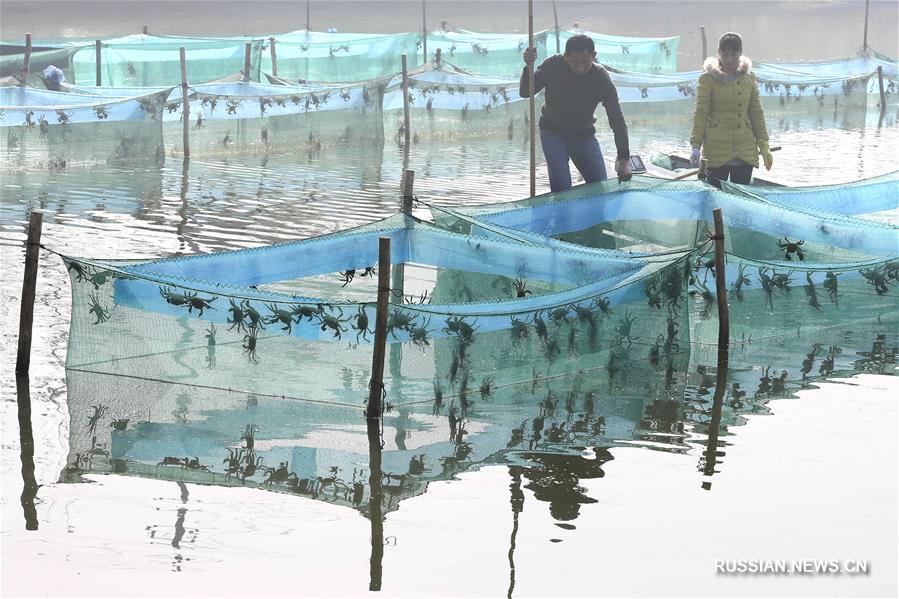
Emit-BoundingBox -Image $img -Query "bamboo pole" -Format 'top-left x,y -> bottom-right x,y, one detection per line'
20,33 -> 31,85
269,37 -> 278,77
243,42 -> 252,81
95,40 -> 102,86
401,169 -> 415,214
877,65 -> 886,115
711,208 -> 729,351
435,47 -> 442,66
366,417 -> 384,589
527,0 -> 536,197
401,54 -> 411,146
863,0 -> 870,53
700,26 -> 707,59
367,237 -> 392,418
180,47 -> 190,158
306,0 -> 311,31
16,375 -> 39,530
422,0 -> 428,64
552,0 -> 561,54
142,25 -> 149,35
16,211 -> 43,375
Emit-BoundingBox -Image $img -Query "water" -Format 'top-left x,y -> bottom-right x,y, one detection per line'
2,2 -> 898,597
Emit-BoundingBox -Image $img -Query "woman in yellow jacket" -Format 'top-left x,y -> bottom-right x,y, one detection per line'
690,32 -> 773,188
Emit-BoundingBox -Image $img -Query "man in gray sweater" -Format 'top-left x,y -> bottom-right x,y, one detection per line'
520,34 -> 632,192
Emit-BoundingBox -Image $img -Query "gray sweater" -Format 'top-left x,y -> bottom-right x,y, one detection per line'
520,54 -> 630,159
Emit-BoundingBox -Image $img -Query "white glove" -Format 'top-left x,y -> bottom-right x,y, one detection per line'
690,148 -> 701,168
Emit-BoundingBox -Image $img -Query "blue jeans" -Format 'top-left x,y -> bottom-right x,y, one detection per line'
539,128 -> 608,192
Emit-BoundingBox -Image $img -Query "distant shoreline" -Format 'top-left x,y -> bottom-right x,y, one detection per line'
1,1 -> 896,68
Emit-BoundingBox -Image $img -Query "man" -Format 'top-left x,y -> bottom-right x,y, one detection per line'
520,34 -> 631,192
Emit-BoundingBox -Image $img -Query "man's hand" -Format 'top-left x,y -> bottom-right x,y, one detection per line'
522,46 -> 537,65
615,158 -> 632,182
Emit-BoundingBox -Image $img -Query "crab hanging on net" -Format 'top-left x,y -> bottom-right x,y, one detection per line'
777,237 -> 806,261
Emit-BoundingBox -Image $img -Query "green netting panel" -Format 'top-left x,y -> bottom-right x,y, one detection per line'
721,171 -> 899,218
434,176 -> 899,262
71,35 -> 265,87
383,62 -> 534,141
62,214 -> 695,408
0,87 -> 166,167
425,28 -> 679,77
0,46 -> 78,79
163,79 -> 385,154
261,31 -> 423,83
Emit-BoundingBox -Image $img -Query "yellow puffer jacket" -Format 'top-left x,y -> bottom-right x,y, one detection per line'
690,56 -> 769,169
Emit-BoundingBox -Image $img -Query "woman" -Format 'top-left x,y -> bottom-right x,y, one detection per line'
689,32 -> 773,188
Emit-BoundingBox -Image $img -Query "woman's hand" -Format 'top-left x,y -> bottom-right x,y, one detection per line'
759,142 -> 774,170
690,148 -> 701,168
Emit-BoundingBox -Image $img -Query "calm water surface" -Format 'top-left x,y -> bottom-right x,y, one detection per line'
2,2 -> 898,597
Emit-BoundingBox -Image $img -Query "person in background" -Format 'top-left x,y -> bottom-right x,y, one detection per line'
690,32 -> 773,188
520,34 -> 631,192
41,65 -> 65,91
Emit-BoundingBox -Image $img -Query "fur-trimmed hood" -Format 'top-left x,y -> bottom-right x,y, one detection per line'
702,55 -> 752,81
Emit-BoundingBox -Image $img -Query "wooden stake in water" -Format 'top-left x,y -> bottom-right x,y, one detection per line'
180,47 -> 190,159
711,208 -> 729,351
142,25 -> 149,35
877,65 -> 886,115
243,42 -> 252,81
16,211 -> 43,375
422,0 -> 428,64
95,40 -> 102,86
20,33 -> 31,86
528,0 -> 536,197
401,54 -> 411,146
16,374 -> 39,530
435,47 -> 442,66
366,417 -> 384,590
306,0 -> 311,31
367,237 -> 392,418
269,37 -> 278,77
700,25 -> 707,59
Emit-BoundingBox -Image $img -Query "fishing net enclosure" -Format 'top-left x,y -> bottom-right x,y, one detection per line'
163,80 -> 385,154
70,35 -> 264,87
260,31 -> 423,83
0,87 -> 167,167
383,62 -> 533,142
62,212 -> 694,412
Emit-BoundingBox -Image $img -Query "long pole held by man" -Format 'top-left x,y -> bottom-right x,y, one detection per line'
527,0 -> 536,197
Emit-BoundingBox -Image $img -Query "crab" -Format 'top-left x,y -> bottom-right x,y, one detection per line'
243,328 -> 260,364
88,293 -> 110,324
291,304 -> 321,323
339,269 -> 356,286
183,291 -> 217,316
353,305 -> 373,343
56,109 -> 73,125
777,238 -> 806,261
531,310 -> 549,345
823,271 -> 839,305
443,316 -> 477,342
614,311 -> 638,343
592,296 -> 613,317
87,404 -> 109,434
38,115 -> 49,138
227,298 -> 248,332
242,301 -> 266,330
265,303 -> 297,333
510,315 -> 529,345
226,99 -> 241,115
729,263 -> 751,302
513,278 -> 532,298
758,267 -> 776,309
860,266 -> 890,295
93,105 -> 109,120
804,272 -> 822,311
408,317 -> 432,349
318,307 -> 350,339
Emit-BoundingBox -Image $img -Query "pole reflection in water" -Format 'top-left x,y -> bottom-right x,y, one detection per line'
507,466 -> 524,599
701,350 -> 729,491
367,417 -> 384,592
16,374 -> 39,531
